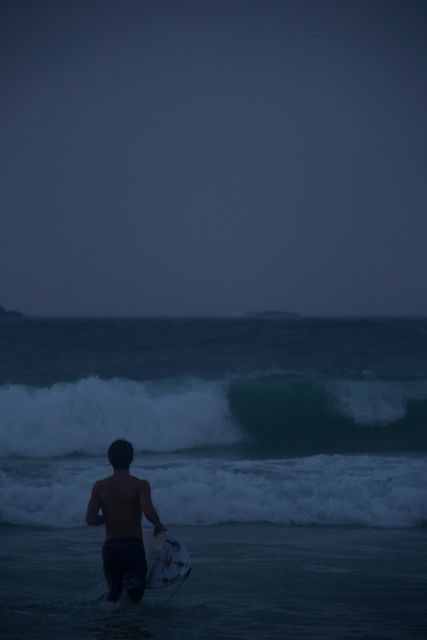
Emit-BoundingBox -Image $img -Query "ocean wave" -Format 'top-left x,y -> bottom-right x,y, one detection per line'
227,374 -> 427,454
0,374 -> 427,458
0,377 -> 239,457
1,455 -> 426,528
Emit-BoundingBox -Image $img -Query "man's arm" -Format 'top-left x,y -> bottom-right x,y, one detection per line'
86,482 -> 105,526
139,480 -> 167,536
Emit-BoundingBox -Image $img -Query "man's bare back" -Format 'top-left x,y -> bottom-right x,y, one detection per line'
86,471 -> 165,539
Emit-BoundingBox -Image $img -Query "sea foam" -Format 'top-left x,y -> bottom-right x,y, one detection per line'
1,455 -> 426,529
327,379 -> 427,426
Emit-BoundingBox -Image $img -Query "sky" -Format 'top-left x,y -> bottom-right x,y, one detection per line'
0,0 -> 426,316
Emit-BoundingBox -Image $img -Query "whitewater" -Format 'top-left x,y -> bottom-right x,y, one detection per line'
2,454 -> 427,529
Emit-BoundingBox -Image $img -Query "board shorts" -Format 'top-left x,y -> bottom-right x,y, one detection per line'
102,537 -> 147,603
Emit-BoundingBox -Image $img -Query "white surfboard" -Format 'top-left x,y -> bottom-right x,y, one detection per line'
143,529 -> 191,589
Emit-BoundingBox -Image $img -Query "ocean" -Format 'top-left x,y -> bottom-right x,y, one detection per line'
1,317 -> 427,639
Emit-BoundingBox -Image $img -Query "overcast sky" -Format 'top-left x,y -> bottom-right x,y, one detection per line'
1,0 -> 426,316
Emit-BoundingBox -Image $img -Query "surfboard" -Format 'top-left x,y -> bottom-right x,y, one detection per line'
143,529 -> 191,589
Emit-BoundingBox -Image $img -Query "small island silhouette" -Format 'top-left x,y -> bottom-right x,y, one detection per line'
0,305 -> 25,319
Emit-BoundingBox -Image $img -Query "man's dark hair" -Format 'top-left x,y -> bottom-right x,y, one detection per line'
108,439 -> 134,469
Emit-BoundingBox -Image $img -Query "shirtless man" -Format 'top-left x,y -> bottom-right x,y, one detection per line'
86,439 -> 167,603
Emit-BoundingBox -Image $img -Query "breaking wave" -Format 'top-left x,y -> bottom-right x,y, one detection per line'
0,377 -> 239,456
0,374 -> 427,457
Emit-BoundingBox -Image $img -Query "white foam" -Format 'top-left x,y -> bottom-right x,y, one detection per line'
0,377 -> 240,457
1,455 -> 426,529
327,379 -> 427,426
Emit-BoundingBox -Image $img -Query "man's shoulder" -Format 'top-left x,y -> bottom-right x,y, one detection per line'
130,475 -> 150,489
92,476 -> 112,490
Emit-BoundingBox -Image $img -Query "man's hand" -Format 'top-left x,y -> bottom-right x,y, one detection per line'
153,524 -> 168,537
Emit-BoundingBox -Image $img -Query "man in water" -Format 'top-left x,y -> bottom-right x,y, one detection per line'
86,439 -> 167,603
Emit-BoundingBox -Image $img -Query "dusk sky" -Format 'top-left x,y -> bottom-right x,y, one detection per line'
1,0 -> 426,316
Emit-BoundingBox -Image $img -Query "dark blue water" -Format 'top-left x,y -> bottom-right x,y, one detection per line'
1,317 -> 427,638
1,316 -> 427,385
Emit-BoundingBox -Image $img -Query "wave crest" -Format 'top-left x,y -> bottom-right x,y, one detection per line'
0,377 -> 239,457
